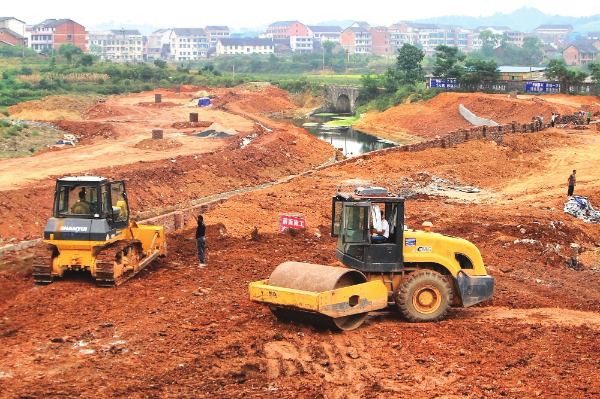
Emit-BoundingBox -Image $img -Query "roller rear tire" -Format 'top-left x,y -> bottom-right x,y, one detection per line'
396,270 -> 453,322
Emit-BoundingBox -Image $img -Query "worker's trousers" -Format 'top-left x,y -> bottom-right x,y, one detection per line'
196,236 -> 206,263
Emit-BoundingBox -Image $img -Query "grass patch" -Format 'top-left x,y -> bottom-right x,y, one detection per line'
302,122 -> 318,127
323,116 -> 359,127
314,113 -> 336,116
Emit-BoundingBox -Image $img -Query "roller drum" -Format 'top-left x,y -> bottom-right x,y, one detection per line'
268,261 -> 369,330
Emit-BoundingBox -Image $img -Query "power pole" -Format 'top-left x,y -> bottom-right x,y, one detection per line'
322,47 -> 325,78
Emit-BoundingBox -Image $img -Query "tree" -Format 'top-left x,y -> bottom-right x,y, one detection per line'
80,54 -> 94,66
432,45 -> 466,82
545,59 -> 588,86
58,43 -> 83,55
587,62 -> 600,89
478,30 -> 503,58
154,59 -> 167,69
395,43 -> 425,85
521,36 -> 544,66
462,59 -> 500,86
322,40 -> 336,54
359,74 -> 380,101
64,50 -> 73,64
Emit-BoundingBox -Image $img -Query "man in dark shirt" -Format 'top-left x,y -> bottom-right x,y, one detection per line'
568,170 -> 576,197
196,215 -> 206,266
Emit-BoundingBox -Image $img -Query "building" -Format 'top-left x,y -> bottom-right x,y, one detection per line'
30,19 -> 87,53
88,29 -> 143,62
563,39 -> 600,66
587,31 -> 600,40
307,26 -> 342,43
341,27 -> 372,54
266,21 -> 307,40
147,29 -> 172,60
387,23 -> 412,54
497,66 -> 546,81
169,28 -> 209,60
289,36 -> 313,52
0,28 -> 25,47
394,22 -> 451,55
205,26 -> 230,47
0,17 -> 27,46
367,26 -> 393,56
215,38 -> 274,55
534,24 -> 573,47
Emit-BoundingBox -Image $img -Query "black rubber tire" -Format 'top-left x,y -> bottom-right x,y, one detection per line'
396,270 -> 453,322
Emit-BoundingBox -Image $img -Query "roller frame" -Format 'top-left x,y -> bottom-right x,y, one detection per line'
249,279 -> 389,318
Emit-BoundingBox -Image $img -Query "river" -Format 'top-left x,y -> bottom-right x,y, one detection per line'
289,113 -> 396,157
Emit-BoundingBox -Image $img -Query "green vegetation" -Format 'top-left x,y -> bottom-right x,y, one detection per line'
0,119 -> 63,158
324,115 -> 359,127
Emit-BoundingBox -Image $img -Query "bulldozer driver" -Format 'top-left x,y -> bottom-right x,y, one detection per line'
371,208 -> 389,243
71,190 -> 92,215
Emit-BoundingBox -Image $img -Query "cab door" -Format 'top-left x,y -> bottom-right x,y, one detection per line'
336,202 -> 371,264
108,180 -> 130,229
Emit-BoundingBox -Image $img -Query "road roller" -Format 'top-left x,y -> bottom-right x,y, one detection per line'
249,187 -> 494,330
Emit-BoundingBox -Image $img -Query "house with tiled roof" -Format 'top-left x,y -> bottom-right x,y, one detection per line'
31,19 -> 87,53
88,29 -> 144,62
205,26 -> 230,47
169,28 -> 209,60
563,39 -> 600,66
0,17 -> 27,46
307,26 -> 342,43
215,38 -> 274,55
266,21 -> 307,40
534,24 -> 572,46
341,27 -> 372,54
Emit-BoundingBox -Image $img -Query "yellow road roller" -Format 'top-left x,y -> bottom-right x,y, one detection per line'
34,176 -> 166,286
249,187 -> 494,330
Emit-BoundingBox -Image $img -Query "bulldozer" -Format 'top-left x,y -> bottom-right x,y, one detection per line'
34,176 -> 167,286
249,187 -> 494,330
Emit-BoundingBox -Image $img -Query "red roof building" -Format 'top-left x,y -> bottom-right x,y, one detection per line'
31,19 -> 87,53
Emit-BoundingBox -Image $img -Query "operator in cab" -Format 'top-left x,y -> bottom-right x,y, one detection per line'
371,209 -> 389,243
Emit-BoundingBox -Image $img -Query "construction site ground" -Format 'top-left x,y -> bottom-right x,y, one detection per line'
1,88 -> 600,397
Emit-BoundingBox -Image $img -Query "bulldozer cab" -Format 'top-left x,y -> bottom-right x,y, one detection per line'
331,189 -> 405,273
54,177 -> 130,229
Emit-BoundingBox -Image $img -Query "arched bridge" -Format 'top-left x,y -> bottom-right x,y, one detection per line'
324,85 -> 360,113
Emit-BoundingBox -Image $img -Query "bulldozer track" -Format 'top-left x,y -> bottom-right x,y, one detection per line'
33,244 -> 56,284
95,239 -> 144,287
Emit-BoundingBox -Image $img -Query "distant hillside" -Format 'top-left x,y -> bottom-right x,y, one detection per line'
415,7 -> 600,34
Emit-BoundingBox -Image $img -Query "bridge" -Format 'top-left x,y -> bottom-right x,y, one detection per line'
324,85 -> 360,113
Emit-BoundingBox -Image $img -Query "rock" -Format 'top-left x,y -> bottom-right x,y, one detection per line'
346,347 -> 360,359
520,228 -> 526,234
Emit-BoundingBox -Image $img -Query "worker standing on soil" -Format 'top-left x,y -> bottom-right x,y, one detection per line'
551,113 -> 556,127
588,111 -> 592,125
568,170 -> 577,197
196,215 -> 206,267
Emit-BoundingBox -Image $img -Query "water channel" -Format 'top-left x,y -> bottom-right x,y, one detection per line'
288,113 -> 397,157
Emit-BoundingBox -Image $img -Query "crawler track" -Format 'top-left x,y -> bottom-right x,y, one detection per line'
95,239 -> 144,287
32,244 -> 57,284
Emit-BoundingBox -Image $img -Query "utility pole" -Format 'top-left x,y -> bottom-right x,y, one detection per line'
233,64 -> 235,80
322,47 -> 325,79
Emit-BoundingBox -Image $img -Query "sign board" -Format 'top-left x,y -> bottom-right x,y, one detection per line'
278,214 -> 306,232
526,82 -> 560,94
430,78 -> 458,89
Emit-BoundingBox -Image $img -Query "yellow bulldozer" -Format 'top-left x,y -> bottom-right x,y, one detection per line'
249,187 -> 494,330
34,176 -> 167,286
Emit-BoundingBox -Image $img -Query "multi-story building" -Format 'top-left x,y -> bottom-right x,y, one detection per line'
0,17 -> 27,46
205,26 -> 230,47
367,26 -> 393,56
88,30 -> 144,62
215,38 -> 274,55
387,23 -> 412,54
341,27 -> 372,54
169,28 -> 209,60
147,29 -> 172,60
534,24 -> 572,47
588,31 -> 600,40
393,22 -> 448,55
289,36 -> 313,52
563,39 -> 600,66
0,28 -> 26,47
307,26 -> 342,43
30,19 -> 87,53
266,21 -> 307,40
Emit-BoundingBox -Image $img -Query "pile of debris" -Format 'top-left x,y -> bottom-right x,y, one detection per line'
557,114 -> 585,125
564,196 -> 600,223
195,123 -> 238,138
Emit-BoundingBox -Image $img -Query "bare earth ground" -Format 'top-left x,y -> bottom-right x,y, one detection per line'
1,89 -> 600,397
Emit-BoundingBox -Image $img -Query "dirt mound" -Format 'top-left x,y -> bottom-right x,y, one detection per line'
52,120 -> 117,144
355,92 -> 595,141
7,95 -> 101,121
171,121 -> 213,129
134,138 -> 183,150
137,102 -> 178,108
83,102 -> 123,120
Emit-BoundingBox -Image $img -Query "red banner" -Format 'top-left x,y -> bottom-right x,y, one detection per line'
278,214 -> 306,232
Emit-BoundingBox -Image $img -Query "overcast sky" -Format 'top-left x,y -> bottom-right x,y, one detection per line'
4,0 -> 600,30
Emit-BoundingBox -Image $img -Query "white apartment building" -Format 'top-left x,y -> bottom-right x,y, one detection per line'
147,29 -> 172,60
215,38 -> 274,55
169,28 -> 209,60
88,29 -> 143,62
290,36 -> 313,52
205,26 -> 230,47
307,26 -> 342,43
